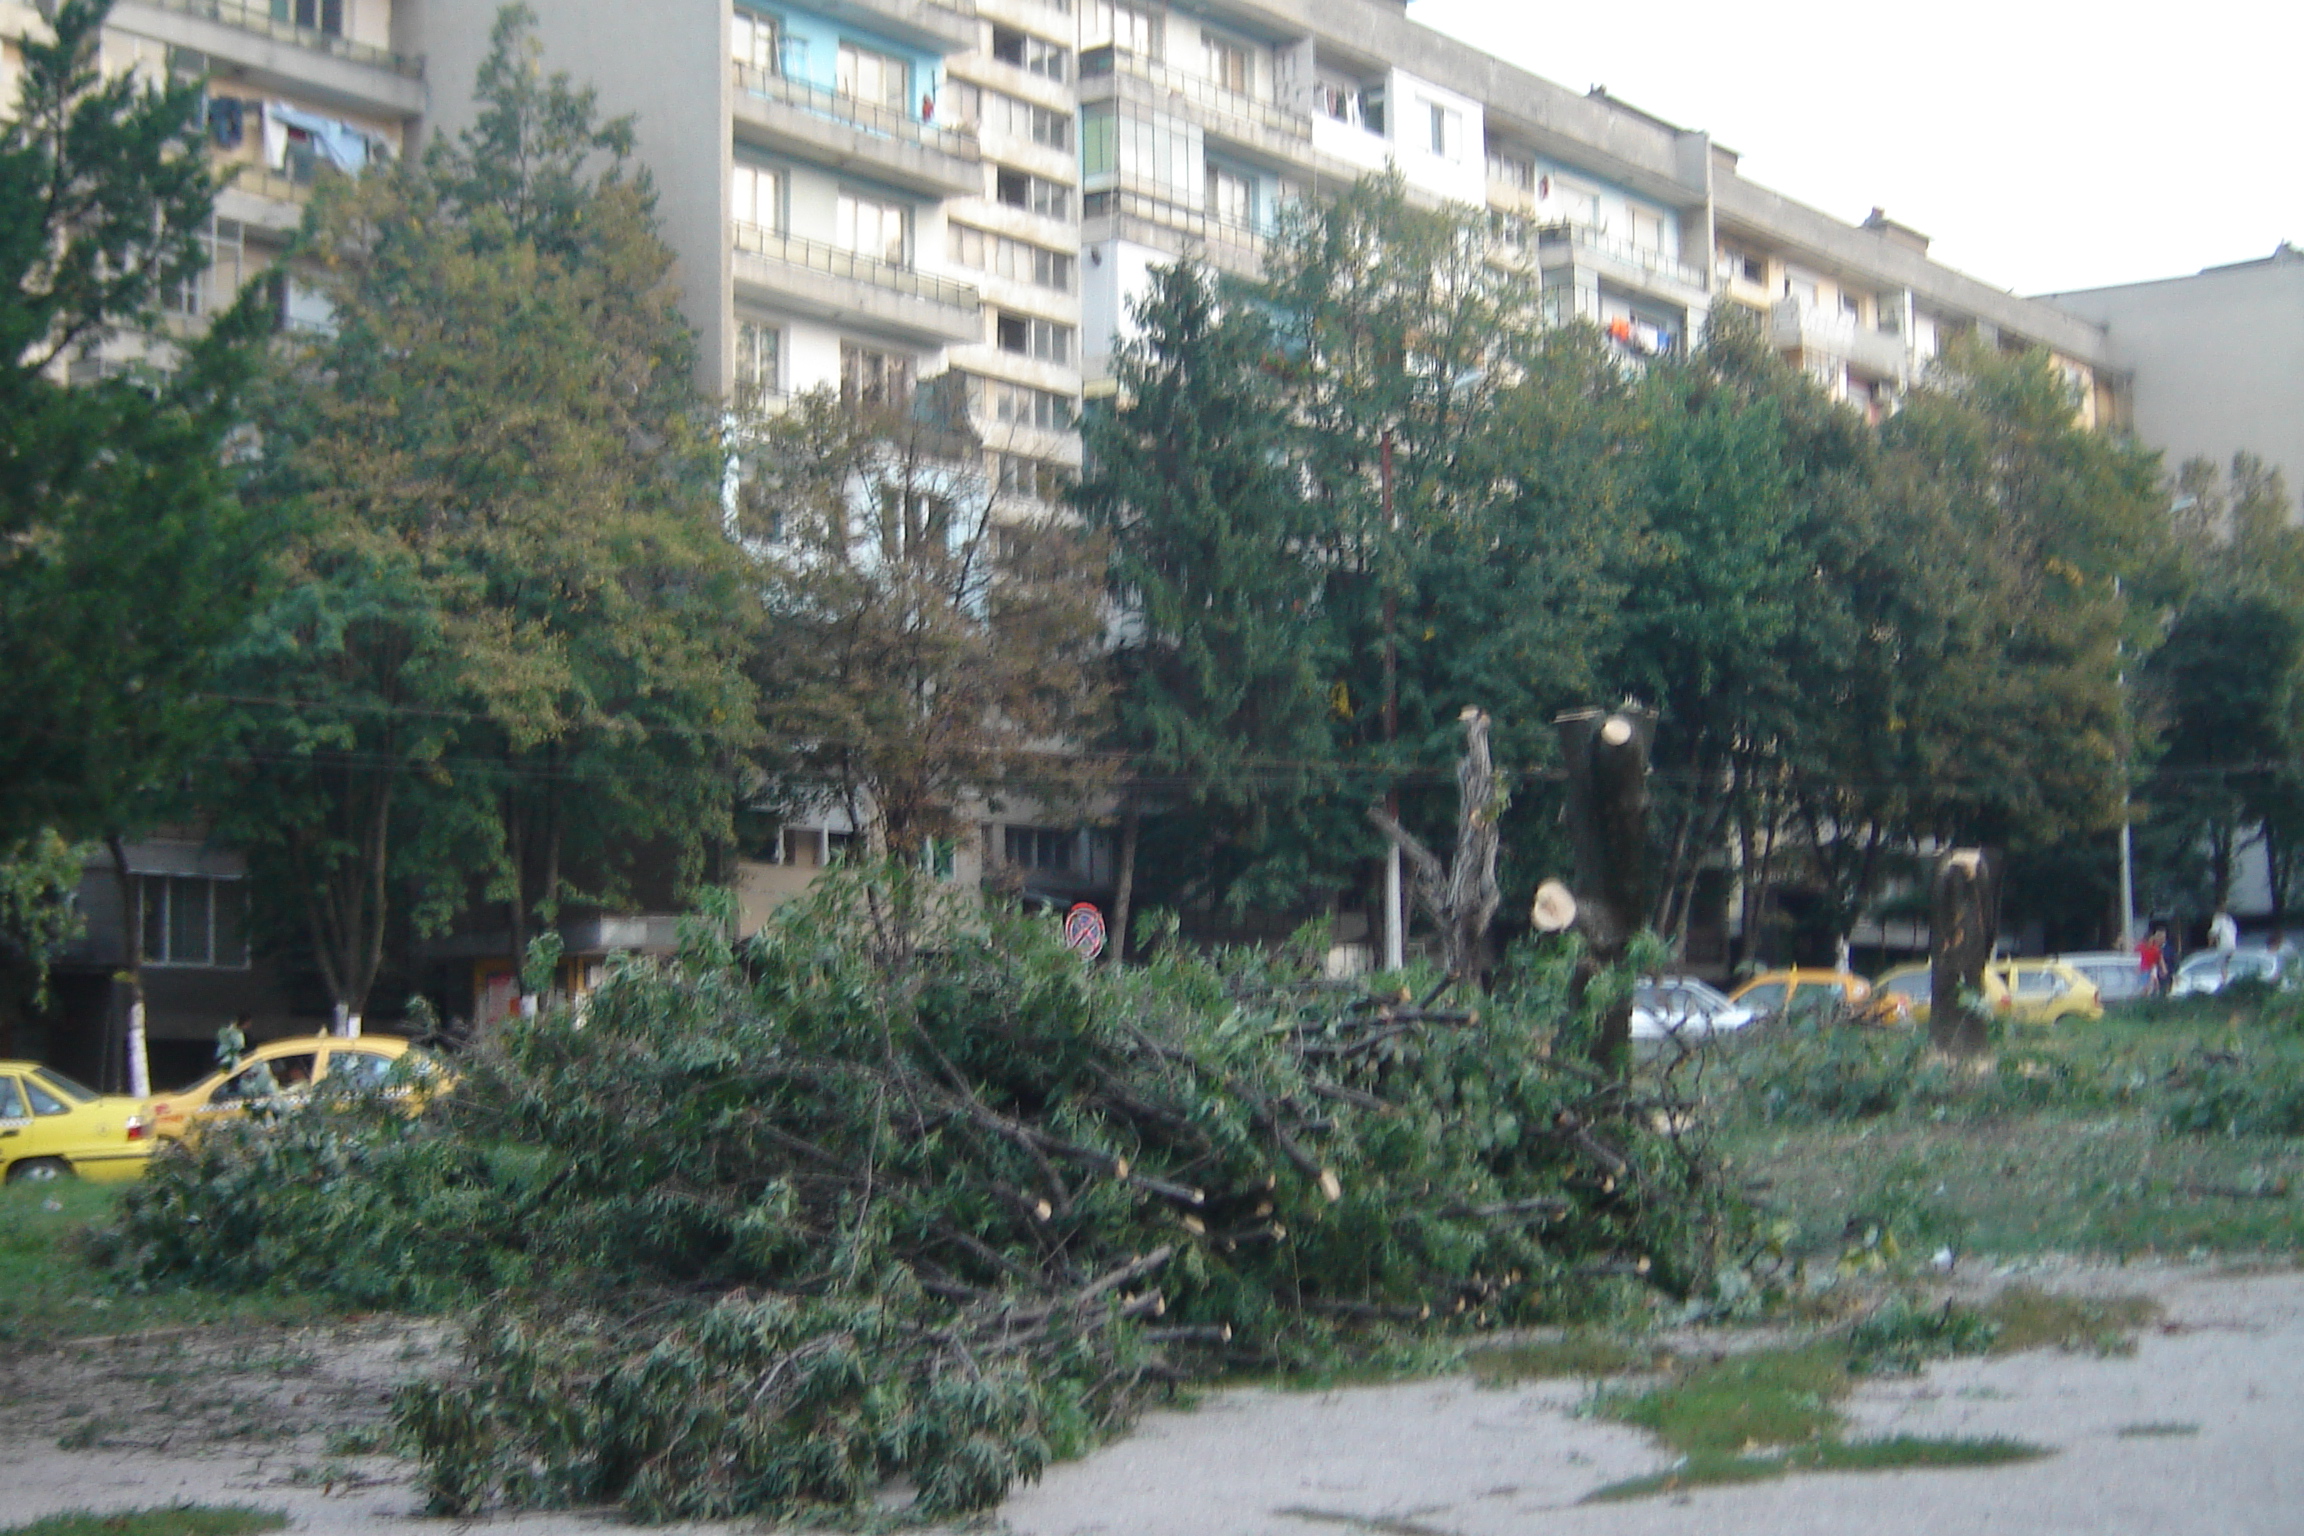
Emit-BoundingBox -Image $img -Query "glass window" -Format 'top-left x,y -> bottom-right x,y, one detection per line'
0,1077 -> 25,1121
840,341 -> 914,408
1738,981 -> 1787,1013
996,168 -> 1073,221
948,224 -> 1074,292
732,11 -> 779,73
1203,32 -> 1251,94
137,876 -> 247,967
991,27 -> 1068,82
169,877 -> 211,968
1005,826 -> 1076,872
837,41 -> 909,110
1207,163 -> 1254,226
1085,1 -> 1161,54
1081,102 -> 1116,180
736,320 -> 781,412
282,0 -> 344,35
1488,151 -> 1534,191
995,311 -> 1073,364
325,1050 -> 396,1091
24,1079 -> 69,1116
1425,100 -> 1461,161
835,190 -> 908,265
30,1067 -> 97,1104
732,162 -> 782,231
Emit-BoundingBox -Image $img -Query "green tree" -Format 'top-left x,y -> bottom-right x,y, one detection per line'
738,387 -> 1107,882
1076,261 -> 1342,932
1,0 -> 272,1087
210,5 -> 756,1030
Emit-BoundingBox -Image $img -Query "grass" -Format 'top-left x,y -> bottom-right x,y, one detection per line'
2116,1421 -> 2200,1438
1712,998 -> 2304,1262
1981,1285 -> 2158,1356
0,1183 -> 330,1345
1588,1436 -> 2049,1502
0,1508 -> 286,1536
1465,1331 -> 1670,1384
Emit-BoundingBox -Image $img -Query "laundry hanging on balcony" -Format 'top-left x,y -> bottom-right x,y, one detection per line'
264,102 -> 385,175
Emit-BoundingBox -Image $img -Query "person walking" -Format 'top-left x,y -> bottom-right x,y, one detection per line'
2209,906 -> 2240,954
2138,930 -> 2166,996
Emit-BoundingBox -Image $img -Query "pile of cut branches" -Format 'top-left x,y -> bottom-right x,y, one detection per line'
113,870 -> 1736,1523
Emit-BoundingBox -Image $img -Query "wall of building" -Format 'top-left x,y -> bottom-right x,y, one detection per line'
2043,247 -> 2304,493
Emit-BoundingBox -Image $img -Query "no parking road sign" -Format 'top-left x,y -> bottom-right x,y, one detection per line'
1063,902 -> 1107,960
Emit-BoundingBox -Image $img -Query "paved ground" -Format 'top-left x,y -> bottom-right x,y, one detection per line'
4,1262 -> 2301,1534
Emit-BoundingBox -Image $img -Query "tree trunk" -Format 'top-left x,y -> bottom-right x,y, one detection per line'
1107,792 -> 1139,968
1929,848 -> 1996,1056
1555,707 -> 1655,1077
106,836 -> 149,1098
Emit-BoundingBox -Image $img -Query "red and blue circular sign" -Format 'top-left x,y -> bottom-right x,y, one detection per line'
1063,902 -> 1107,960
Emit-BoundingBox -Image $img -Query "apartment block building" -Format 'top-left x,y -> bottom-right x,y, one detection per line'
7,0 -> 2153,1047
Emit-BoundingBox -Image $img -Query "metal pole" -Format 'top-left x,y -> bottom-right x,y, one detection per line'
2119,812 -> 2138,950
1380,429 -> 1404,972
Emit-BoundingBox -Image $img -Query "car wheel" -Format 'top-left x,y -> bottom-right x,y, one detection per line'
4,1157 -> 71,1185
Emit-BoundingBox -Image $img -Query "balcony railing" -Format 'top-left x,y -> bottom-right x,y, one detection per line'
219,162 -> 316,205
1088,187 -> 1270,270
1505,217 -> 1707,292
1091,47 -> 1311,142
733,63 -> 979,159
1770,300 -> 1911,377
132,0 -> 423,77
732,222 -> 981,311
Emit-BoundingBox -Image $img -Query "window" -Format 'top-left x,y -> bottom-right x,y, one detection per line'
971,88 -> 1072,150
735,320 -> 780,412
0,1077 -> 23,1121
24,1077 -> 70,1117
1207,163 -> 1254,226
984,378 -> 1072,432
1630,208 -> 1663,252
326,1050 -> 397,1092
948,224 -> 1073,291
732,161 -> 782,230
1487,150 -> 1534,191
1087,1 -> 1162,54
996,167 -> 1072,221
993,452 -> 1068,502
840,341 -> 914,408
990,26 -> 1068,82
1202,31 -> 1251,94
995,311 -> 1073,364
212,1053 -> 318,1103
281,0 -> 344,35
1841,289 -> 1865,318
1081,101 -> 1116,179
837,40 -> 909,110
1005,826 -> 1076,872
731,10 -> 779,73
1425,100 -> 1462,161
836,190 -> 909,265
164,216 -> 244,317
136,876 -> 249,968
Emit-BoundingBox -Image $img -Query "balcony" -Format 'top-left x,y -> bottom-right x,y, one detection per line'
1085,187 -> 1266,277
1507,218 -> 1709,303
131,0 -> 419,73
1769,300 -> 1912,381
1085,47 -> 1312,161
799,0 -> 977,55
733,65 -> 981,198
732,223 -> 982,344
113,0 -> 425,116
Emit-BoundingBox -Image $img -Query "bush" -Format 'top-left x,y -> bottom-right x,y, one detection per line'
2162,1046 -> 2304,1137
105,869 -> 1738,1523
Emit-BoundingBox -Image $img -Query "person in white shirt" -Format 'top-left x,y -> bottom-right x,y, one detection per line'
2209,907 -> 2240,953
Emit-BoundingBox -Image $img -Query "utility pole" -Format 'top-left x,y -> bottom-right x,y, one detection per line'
1380,428 -> 1403,972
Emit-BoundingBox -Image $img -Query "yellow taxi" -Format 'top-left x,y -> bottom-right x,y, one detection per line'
0,1061 -> 154,1184
1728,968 -> 1899,1024
149,1034 -> 431,1143
1871,960 -> 2100,1026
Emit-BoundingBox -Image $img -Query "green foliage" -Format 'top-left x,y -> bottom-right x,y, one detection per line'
0,1509 -> 286,1536
0,0 -> 272,847
206,5 -> 755,1016
0,831 -> 86,1001
738,390 -> 1107,860
106,869 -> 1737,1521
1845,1295 -> 2000,1374
2162,1045 -> 2304,1136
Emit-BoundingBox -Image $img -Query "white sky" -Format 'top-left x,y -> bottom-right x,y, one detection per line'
1407,0 -> 2303,296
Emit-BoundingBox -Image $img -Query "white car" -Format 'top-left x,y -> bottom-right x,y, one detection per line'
1631,977 -> 1757,1042
2169,946 -> 2300,998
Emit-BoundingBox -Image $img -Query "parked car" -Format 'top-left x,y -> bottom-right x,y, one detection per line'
2055,950 -> 2157,1005
1631,977 -> 1757,1042
149,1035 -> 435,1143
1728,968 -> 1894,1023
1869,960 -> 2097,1024
0,1061 -> 153,1184
2168,946 -> 2302,999
1986,959 -> 2104,1024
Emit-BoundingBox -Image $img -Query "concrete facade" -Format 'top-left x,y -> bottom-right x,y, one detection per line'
2042,245 -> 2304,493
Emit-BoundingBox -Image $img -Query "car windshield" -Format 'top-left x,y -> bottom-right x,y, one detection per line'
2180,951 -> 2274,979
1881,973 -> 1930,999
28,1066 -> 99,1104
1738,982 -> 1787,1011
2012,969 -> 2063,996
